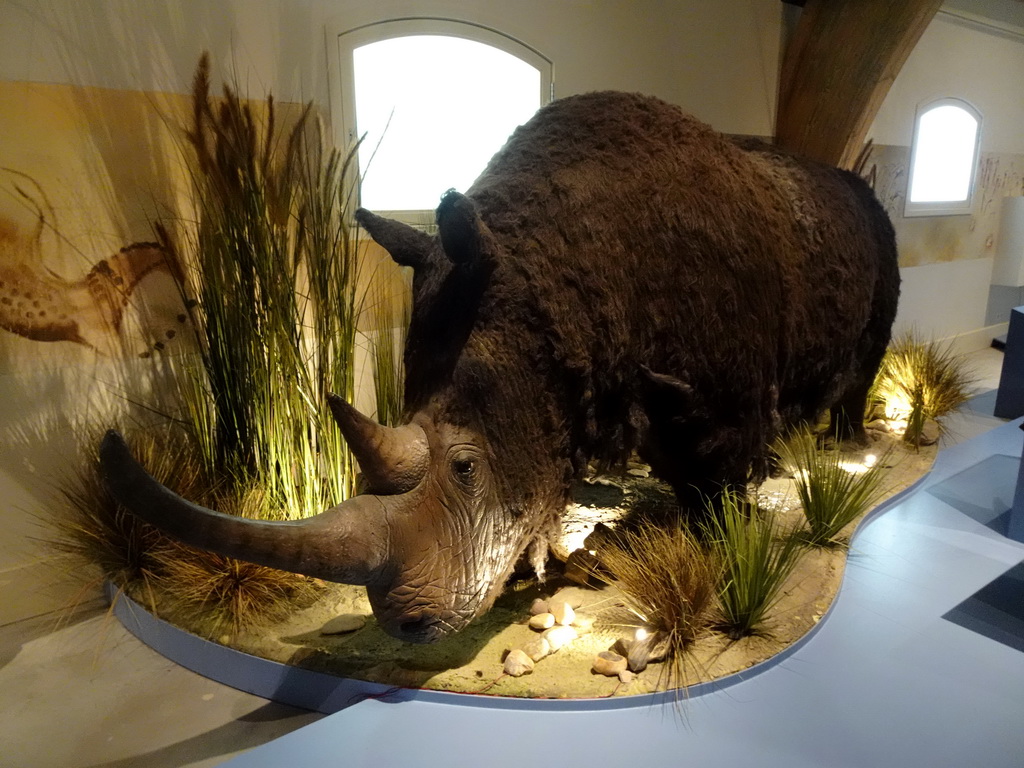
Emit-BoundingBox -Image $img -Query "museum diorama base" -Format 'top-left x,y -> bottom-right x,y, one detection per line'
108,433 -> 937,710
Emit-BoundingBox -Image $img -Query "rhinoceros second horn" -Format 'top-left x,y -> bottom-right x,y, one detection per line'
326,393 -> 428,495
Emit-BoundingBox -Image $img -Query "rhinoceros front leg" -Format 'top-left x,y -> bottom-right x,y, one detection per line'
635,366 -> 757,513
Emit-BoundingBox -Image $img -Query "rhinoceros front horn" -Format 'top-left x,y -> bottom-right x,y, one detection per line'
326,394 -> 428,495
98,430 -> 390,585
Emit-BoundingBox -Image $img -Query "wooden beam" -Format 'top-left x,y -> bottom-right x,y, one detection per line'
775,0 -> 943,169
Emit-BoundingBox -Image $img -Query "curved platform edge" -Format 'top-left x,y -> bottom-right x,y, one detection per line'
107,462 -> 934,715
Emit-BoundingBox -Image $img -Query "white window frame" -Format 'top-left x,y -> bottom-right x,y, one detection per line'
903,97 -> 983,218
326,18 -> 554,228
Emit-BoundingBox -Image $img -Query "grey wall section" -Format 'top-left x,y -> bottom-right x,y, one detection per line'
988,286 -> 1024,327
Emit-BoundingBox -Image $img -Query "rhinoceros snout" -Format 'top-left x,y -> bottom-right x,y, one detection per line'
379,612 -> 445,644
399,614 -> 442,638
376,604 -> 472,643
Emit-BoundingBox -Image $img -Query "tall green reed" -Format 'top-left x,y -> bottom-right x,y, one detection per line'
368,275 -> 411,427
164,53 -> 363,520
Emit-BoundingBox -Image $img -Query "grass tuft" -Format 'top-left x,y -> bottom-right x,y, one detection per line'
44,424 -> 205,609
704,489 -> 806,638
870,330 -> 975,447
705,489 -> 806,639
155,543 -> 324,635
775,430 -> 891,547
592,519 -> 721,688
46,423 -> 324,629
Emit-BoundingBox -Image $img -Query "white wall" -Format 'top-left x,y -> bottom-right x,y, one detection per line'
0,0 -> 781,135
870,10 -> 1024,345
894,258 -> 998,348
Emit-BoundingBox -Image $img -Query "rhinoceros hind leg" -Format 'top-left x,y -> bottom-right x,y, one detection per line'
828,374 -> 876,448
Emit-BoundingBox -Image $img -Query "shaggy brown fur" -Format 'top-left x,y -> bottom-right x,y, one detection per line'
397,92 -> 898,521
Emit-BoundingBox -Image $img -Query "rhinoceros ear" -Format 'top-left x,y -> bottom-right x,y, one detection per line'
639,366 -> 698,417
436,190 -> 492,267
355,208 -> 434,269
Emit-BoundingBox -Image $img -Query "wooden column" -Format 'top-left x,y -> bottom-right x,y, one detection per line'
775,0 -> 943,169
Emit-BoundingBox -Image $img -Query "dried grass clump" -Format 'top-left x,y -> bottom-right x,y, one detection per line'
871,331 -> 975,447
593,519 -> 721,687
156,543 -> 324,635
706,490 -> 805,639
46,425 -> 322,629
44,52 -> 365,632
45,424 -> 206,607
776,430 -> 891,547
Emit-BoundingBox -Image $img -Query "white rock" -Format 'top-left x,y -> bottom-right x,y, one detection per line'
572,614 -> 595,634
618,670 -> 635,684
542,624 -> 578,651
550,601 -> 575,626
627,468 -> 650,478
529,598 -> 550,616
522,636 -> 551,662
592,651 -> 627,676
321,614 -> 367,635
504,649 -> 534,677
552,587 -> 586,608
529,612 -> 556,630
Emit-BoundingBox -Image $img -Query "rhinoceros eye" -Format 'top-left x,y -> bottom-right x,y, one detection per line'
452,457 -> 477,486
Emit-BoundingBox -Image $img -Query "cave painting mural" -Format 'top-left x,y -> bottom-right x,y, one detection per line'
0,166 -> 180,358
0,214 -> 175,351
101,92 -> 901,643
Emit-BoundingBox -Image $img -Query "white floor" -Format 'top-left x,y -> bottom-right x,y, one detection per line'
0,347 -> 1010,768
0,599 -> 322,767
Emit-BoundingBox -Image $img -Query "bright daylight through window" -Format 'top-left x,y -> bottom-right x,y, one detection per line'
344,29 -> 547,218
905,99 -> 981,216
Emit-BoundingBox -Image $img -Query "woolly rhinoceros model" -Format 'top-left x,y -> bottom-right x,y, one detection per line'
101,92 -> 899,643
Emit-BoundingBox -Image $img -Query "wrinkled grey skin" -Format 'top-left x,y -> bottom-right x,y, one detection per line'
100,92 -> 899,643
101,398 -> 537,644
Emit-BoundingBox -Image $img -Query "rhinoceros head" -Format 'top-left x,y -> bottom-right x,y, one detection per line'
101,191 -> 566,643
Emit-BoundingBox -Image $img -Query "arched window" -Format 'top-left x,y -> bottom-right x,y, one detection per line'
328,19 -> 553,225
904,98 -> 982,217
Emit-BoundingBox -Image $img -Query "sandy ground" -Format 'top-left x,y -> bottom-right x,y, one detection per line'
160,431 -> 935,700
